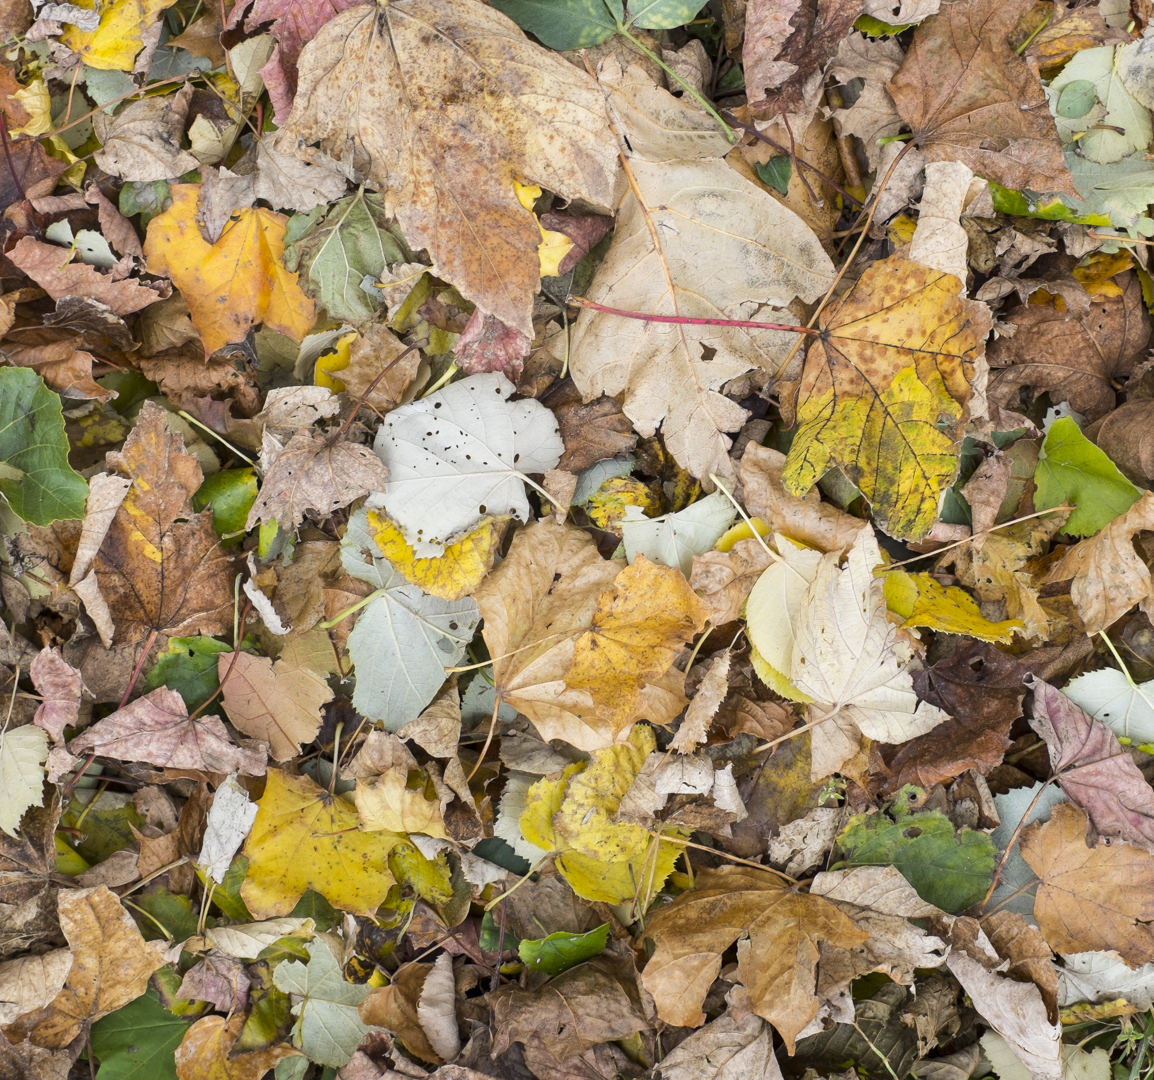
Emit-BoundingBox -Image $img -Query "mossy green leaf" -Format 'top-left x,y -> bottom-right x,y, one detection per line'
490,0 -> 620,49
192,467 -> 258,544
143,635 -> 231,713
518,923 -> 610,976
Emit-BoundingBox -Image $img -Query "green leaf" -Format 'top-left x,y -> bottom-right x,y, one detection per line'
0,368 -> 88,526
835,787 -> 996,913
1034,416 -> 1141,537
131,887 -> 201,942
235,961 -> 296,1054
149,965 -> 210,1018
288,890 -> 341,932
755,156 -> 792,196
143,635 -> 231,713
1056,79 -> 1098,118
490,0 -> 620,50
518,923 -> 609,976
987,181 -> 1110,227
61,792 -> 145,864
479,908 -> 521,953
273,940 -> 372,1069
625,0 -> 706,30
119,180 -> 171,228
283,191 -> 409,324
192,467 -> 258,544
854,13 -> 916,34
90,988 -> 189,1080
199,856 -> 255,923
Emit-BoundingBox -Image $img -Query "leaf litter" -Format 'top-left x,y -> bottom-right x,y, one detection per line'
7,0 -> 1154,1076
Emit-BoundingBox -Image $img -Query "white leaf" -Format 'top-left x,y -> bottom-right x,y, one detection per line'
621,492 -> 737,577
1063,666 -> 1154,745
652,1011 -> 781,1080
1058,951 -> 1154,1010
1064,150 -> 1154,237
493,772 -> 543,863
788,529 -> 950,778
369,373 -> 563,556
909,161 -> 973,289
572,455 -> 635,506
274,940 -> 374,1068
1048,46 -> 1152,164
981,1031 -> 1108,1080
417,953 -> 461,1063
197,773 -> 259,885
342,510 -> 479,730
0,726 -> 48,838
207,917 -> 316,958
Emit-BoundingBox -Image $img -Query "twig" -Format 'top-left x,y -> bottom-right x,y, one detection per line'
753,706 -> 844,754
118,628 -> 158,709
465,690 -> 502,783
974,778 -> 1055,913
326,338 -> 425,447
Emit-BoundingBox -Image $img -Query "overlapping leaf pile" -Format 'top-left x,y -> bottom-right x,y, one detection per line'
6,0 -> 1154,1076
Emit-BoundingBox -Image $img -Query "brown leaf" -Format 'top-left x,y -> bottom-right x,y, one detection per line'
7,237 -> 168,315
174,1012 -> 301,1080
488,956 -> 650,1062
67,688 -> 266,775
219,648 -> 333,761
0,136 -> 68,215
988,275 -> 1152,422
887,0 -> 1076,195
12,886 -> 165,1049
539,379 -> 638,474
337,323 -> 423,413
176,951 -> 250,1013
85,184 -> 144,259
739,444 -> 866,553
275,0 -> 617,337
962,451 -> 1012,549
690,539 -> 772,627
671,651 -> 732,753
246,431 -> 390,532
641,865 -> 867,1053
89,404 -> 236,645
0,949 -> 72,1027
981,910 -> 1058,1025
92,85 -> 200,183
29,648 -> 81,743
133,784 -> 208,895
0,795 -> 61,960
454,308 -> 531,381
539,211 -> 613,277
1026,675 -> 1154,852
359,961 -> 439,1064
1087,397 -> 1154,488
1020,801 -> 1154,965
1011,0 -> 1127,69
1047,491 -> 1154,635
138,349 -> 260,411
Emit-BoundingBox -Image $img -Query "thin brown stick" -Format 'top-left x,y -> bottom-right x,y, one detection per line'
649,834 -> 797,883
974,778 -> 1054,913
118,628 -> 158,709
188,600 -> 252,721
465,690 -> 502,783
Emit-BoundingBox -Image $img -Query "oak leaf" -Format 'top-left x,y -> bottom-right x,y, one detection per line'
887,0 -> 1077,195
782,254 -> 991,541
641,865 -> 867,1053
570,154 -> 834,484
89,402 -> 235,645
1020,802 -> 1154,965
144,184 -> 315,356
275,0 -> 618,337
241,769 -> 405,917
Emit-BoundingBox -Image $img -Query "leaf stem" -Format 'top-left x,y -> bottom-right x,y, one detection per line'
707,473 -> 810,584
570,296 -> 819,334
118,628 -> 158,710
317,588 -> 387,630
466,689 -> 503,783
653,834 -> 797,883
974,777 -> 1055,914
753,705 -> 843,754
177,410 -> 256,467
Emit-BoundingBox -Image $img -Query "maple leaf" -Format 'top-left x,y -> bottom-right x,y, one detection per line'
570,152 -> 834,484
88,402 -> 235,646
641,865 -> 867,1053
143,185 -> 315,356
174,1013 -> 301,1080
782,254 -> 990,541
61,0 -> 179,70
887,0 -> 1077,195
274,0 -> 617,337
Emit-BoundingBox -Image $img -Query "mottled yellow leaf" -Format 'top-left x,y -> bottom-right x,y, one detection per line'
356,767 -> 449,840
144,185 -> 315,357
365,509 -> 505,602
62,0 -> 179,71
883,569 -> 1023,643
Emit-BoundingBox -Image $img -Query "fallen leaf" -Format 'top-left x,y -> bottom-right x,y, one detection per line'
205,917 -> 315,959
453,309 -> 532,382
92,86 -> 200,182
539,380 -> 638,475
689,538 -> 772,627
1048,45 -> 1150,165
0,726 -> 47,839
177,952 -> 249,1013
174,1012 -> 301,1080
90,401 -> 235,645
1047,491 -> 1154,635
671,651 -> 732,752
641,865 -> 867,1053
826,32 -> 905,170
650,1010 -> 780,1080
1020,801 -> 1154,964
782,254 -> 990,541
887,0 -> 1077,195
218,648 -> 333,761
570,154 -> 834,484
368,373 -> 562,557
883,569 -> 1023,643
1088,398 -> 1154,489
275,0 -> 618,336
1058,951 -> 1154,1011
144,184 -> 316,356
982,909 -> 1059,1023
61,0 -> 179,69
246,138 -> 349,214
1064,666 -> 1154,747
0,949 -> 72,1027
241,768 -> 404,917
620,492 -> 736,578
29,648 -> 81,743
354,738 -> 451,839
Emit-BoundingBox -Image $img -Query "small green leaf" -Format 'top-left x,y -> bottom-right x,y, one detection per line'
1056,79 -> 1098,118
198,856 -> 255,923
131,887 -> 201,942
854,13 -> 916,34
119,180 -> 171,228
625,0 -> 706,31
987,181 -> 1111,226
490,0 -> 620,50
835,787 -> 996,913
479,908 -> 521,953
755,156 -> 792,196
288,889 -> 342,932
90,989 -> 189,1080
193,467 -> 258,544
518,923 -> 609,976
0,368 -> 88,526
236,961 -> 296,1054
143,635 -> 232,714
1034,416 -> 1141,537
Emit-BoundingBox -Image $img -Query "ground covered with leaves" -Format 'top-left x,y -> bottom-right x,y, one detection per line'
8,0 -> 1154,1076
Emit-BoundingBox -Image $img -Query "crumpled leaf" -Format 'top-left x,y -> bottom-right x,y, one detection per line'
1058,951 -> 1154,1011
241,769 -> 405,917
92,86 -> 200,181
620,491 -> 736,578
826,32 -> 905,170
651,1011 -> 781,1080
570,153 -> 834,485
1020,801 -> 1154,965
368,373 -> 562,557
90,401 -> 235,645
641,864 -> 867,1053
29,649 -> 81,744
0,727 -> 48,839
690,538 -> 773,627
0,949 -> 72,1027
887,0 -> 1076,195
341,508 -> 479,730
144,184 -> 315,356
275,0 -> 618,336
247,430 -> 390,533
196,773 -> 259,885
783,254 -> 990,541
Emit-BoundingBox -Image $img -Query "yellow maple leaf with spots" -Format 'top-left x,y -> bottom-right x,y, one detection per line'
144,185 -> 315,357
62,0 -> 179,70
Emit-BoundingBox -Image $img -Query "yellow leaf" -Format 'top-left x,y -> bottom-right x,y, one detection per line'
882,569 -> 1023,643
365,509 -> 505,601
313,331 -> 357,392
241,769 -> 405,918
514,180 -> 574,278
62,0 -> 179,70
355,767 -> 450,839
519,727 -> 684,904
584,476 -> 664,533
8,78 -> 51,137
388,842 -> 454,906
750,642 -> 811,702
783,254 -> 991,541
715,516 -> 770,552
144,185 -> 315,356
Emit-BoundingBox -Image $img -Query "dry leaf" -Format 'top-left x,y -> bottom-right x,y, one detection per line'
92,85 -> 200,182
29,648 -> 81,743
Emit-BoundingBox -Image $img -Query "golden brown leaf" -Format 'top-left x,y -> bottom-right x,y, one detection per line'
175,1013 -> 301,1080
